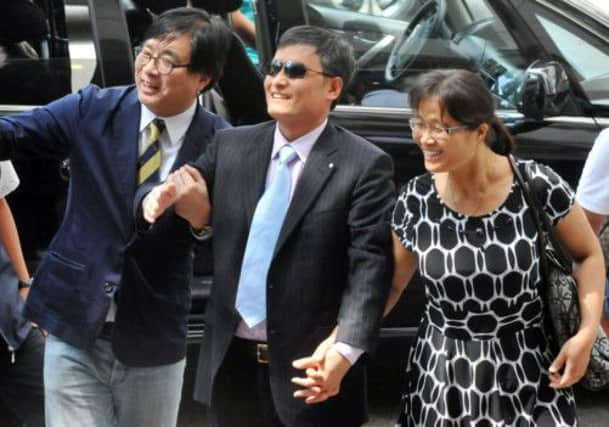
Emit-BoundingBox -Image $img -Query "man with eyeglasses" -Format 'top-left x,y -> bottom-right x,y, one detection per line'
0,8 -> 232,427
142,25 -> 395,426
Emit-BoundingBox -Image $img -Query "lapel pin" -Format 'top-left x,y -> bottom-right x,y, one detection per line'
328,163 -> 334,169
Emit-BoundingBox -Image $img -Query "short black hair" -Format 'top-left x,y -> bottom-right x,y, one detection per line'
409,69 -> 515,155
277,25 -> 355,108
143,7 -> 232,90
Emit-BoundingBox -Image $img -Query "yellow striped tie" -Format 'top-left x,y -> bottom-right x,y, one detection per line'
138,118 -> 165,185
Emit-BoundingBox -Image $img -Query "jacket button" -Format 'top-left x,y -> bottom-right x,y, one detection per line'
104,282 -> 115,294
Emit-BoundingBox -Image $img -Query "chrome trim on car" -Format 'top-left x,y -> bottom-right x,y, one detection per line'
595,118 -> 609,128
537,0 -> 609,44
333,105 -> 526,121
0,105 -> 39,113
544,116 -> 603,127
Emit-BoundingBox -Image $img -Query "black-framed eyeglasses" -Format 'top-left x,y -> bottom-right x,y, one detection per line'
408,118 -> 472,139
263,58 -> 335,79
134,46 -> 191,75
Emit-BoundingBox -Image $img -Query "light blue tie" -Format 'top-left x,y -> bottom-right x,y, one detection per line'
235,144 -> 299,327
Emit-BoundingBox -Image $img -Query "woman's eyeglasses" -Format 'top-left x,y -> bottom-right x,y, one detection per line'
409,118 -> 472,139
264,59 -> 335,79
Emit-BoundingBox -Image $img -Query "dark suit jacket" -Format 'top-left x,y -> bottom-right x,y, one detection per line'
192,121 -> 395,426
0,85 -> 228,365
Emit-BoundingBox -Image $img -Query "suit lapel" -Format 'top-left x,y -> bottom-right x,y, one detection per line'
112,89 -> 141,198
170,104 -> 207,171
274,124 -> 339,256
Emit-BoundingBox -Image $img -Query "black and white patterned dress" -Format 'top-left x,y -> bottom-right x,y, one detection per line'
392,159 -> 578,426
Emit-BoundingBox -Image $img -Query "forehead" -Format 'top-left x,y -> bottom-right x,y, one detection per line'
274,44 -> 320,67
416,96 -> 457,123
144,33 -> 192,56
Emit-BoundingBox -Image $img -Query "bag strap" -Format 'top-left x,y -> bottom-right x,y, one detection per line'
507,155 -> 573,274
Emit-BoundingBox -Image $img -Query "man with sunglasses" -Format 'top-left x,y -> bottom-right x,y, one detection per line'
142,25 -> 395,426
0,8 -> 232,427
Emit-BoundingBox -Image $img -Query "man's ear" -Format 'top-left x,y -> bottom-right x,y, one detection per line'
327,76 -> 344,103
197,75 -> 213,94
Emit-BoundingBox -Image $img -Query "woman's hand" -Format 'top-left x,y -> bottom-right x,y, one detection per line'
548,328 -> 596,388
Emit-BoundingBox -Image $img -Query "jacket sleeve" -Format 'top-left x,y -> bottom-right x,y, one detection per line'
336,151 -> 396,355
0,85 -> 99,160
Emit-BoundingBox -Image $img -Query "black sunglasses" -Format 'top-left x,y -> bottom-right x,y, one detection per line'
264,59 -> 335,79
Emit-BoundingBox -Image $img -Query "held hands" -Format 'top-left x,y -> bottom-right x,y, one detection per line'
142,165 -> 210,229
548,328 -> 596,388
291,331 -> 351,404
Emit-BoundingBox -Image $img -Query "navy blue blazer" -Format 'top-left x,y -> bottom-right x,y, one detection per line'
0,85 -> 228,365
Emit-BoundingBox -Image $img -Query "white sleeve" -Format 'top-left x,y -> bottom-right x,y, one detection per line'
576,128 -> 609,215
0,161 -> 20,198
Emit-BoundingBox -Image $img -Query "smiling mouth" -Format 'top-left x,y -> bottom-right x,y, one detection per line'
270,92 -> 290,100
422,149 -> 442,159
139,79 -> 160,92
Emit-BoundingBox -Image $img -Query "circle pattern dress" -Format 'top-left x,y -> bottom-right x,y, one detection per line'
392,159 -> 578,426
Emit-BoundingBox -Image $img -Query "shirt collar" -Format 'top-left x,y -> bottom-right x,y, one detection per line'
272,119 -> 328,163
139,101 -> 198,146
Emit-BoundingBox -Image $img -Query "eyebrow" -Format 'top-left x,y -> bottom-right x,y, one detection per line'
142,42 -> 182,60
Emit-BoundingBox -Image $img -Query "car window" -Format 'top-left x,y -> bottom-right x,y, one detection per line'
0,0 -> 97,106
306,0 -> 422,20
302,0 -> 528,110
535,12 -> 609,107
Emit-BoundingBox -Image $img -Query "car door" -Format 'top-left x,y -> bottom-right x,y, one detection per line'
0,0 -> 133,266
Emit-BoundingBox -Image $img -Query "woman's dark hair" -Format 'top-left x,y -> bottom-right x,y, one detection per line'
409,69 -> 515,155
143,7 -> 232,91
277,25 -> 355,109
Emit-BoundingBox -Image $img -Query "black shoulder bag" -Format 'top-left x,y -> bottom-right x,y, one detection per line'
509,155 -> 609,391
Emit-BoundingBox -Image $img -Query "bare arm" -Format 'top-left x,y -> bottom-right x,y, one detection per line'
384,231 -> 418,316
0,198 -> 28,281
550,202 -> 605,387
0,198 -> 30,300
582,207 -> 606,235
229,9 -> 256,48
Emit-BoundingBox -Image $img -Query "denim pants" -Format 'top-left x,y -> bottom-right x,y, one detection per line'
0,328 -> 45,427
44,334 -> 185,427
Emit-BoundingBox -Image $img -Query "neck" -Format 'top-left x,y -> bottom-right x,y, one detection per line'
447,147 -> 497,195
277,117 -> 327,141
442,148 -> 503,216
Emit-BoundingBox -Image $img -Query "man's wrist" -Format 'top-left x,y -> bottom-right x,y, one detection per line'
18,277 -> 33,289
191,225 -> 213,241
333,342 -> 364,366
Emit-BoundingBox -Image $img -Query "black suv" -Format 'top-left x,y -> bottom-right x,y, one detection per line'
253,0 -> 609,341
0,0 -> 607,396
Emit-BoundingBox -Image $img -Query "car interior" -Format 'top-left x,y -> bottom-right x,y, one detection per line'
303,0 -> 535,110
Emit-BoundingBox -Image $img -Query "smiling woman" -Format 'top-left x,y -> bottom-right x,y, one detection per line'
388,69 -> 605,426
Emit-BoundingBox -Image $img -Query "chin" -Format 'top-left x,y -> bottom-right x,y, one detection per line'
423,160 -> 445,173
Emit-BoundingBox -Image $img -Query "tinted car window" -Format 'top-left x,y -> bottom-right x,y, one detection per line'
535,12 -> 609,107
303,0 -> 529,110
0,0 -> 97,106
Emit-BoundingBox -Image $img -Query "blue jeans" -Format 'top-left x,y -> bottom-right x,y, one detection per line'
44,334 -> 185,427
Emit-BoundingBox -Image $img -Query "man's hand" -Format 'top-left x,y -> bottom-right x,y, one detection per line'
292,347 -> 351,404
291,330 -> 351,404
142,181 -> 178,224
167,165 -> 211,230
